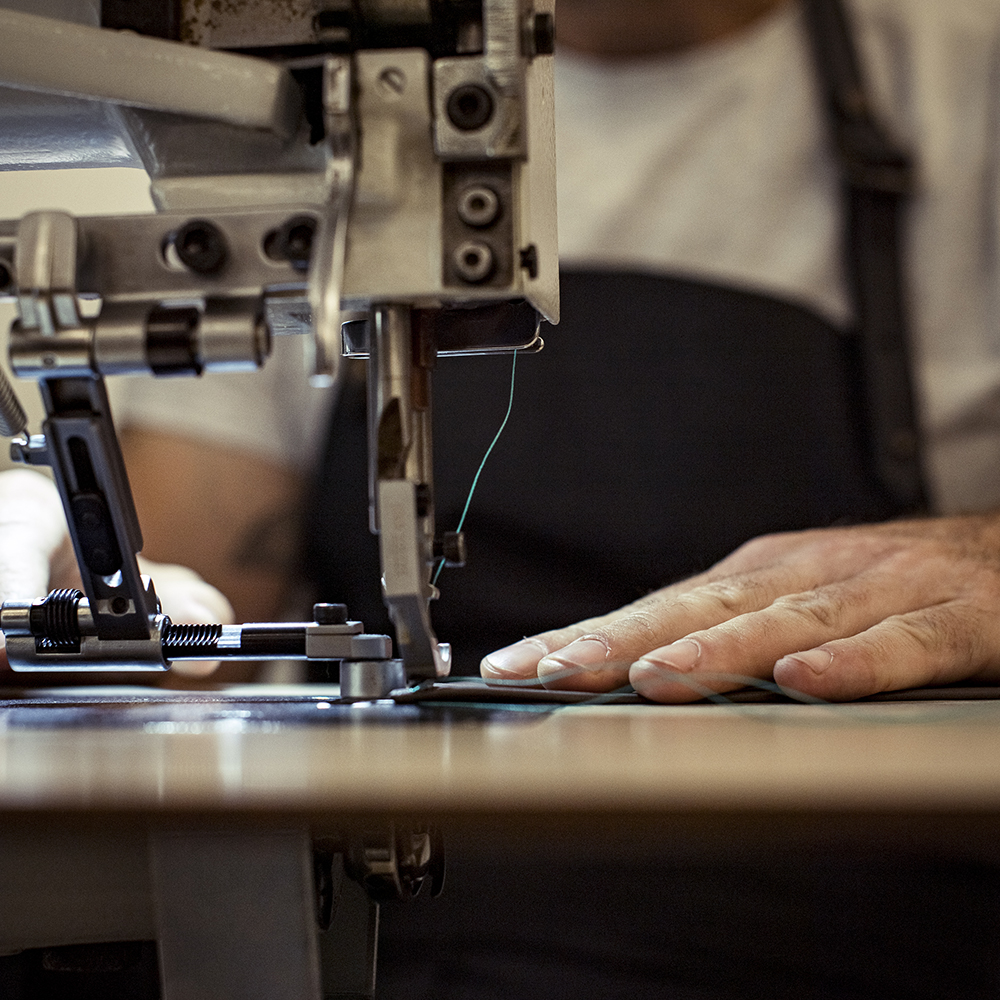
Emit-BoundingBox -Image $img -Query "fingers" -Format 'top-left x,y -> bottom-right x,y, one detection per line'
480,570 -> 728,690
481,518 -> 1000,702
0,470 -> 68,601
482,560 -> 844,693
481,614 -> 621,689
773,600 -> 1000,701
629,555 -> 952,701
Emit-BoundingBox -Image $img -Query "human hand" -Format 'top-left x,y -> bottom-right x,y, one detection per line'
481,514 -> 1000,702
0,469 -> 233,676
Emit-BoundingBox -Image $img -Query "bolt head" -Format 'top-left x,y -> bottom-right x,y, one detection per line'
313,602 -> 348,625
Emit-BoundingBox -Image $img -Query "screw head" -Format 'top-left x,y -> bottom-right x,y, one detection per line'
379,67 -> 407,96
172,220 -> 228,276
446,84 -> 494,131
453,241 -> 495,284
457,185 -> 500,228
264,215 -> 316,272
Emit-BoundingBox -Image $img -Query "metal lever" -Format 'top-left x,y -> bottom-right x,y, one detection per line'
368,305 -> 451,680
1,594 -> 403,696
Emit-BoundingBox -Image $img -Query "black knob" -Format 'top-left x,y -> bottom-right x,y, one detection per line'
530,13 -> 555,56
313,602 -> 348,625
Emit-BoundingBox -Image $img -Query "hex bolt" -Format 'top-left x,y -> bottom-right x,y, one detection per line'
170,220 -> 228,276
446,84 -> 494,131
457,186 -> 500,228
453,241 -> 495,283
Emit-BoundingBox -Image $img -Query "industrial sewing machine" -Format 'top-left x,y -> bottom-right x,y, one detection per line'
0,0 -> 558,697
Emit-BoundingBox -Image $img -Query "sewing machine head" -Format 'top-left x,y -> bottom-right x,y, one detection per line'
0,0 -> 558,691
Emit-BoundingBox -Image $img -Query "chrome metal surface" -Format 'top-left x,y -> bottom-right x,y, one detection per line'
339,659 -> 407,700
196,298 -> 268,373
307,55 -> 356,384
5,614 -> 170,671
0,0 -> 558,681
305,624 -> 393,661
0,8 -> 302,136
368,304 -> 448,679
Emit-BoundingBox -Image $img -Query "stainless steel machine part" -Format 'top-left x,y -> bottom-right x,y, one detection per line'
0,0 -> 558,683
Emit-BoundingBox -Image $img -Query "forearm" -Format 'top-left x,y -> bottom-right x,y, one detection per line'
120,428 -> 306,624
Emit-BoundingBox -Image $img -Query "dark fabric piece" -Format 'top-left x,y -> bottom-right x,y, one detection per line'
303,270 -> 901,673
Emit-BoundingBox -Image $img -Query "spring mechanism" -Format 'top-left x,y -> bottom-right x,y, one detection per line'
161,621 -> 224,658
0,367 -> 27,438
40,588 -> 84,646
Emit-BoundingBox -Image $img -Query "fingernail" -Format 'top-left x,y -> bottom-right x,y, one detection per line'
537,638 -> 609,673
777,648 -> 833,675
637,638 -> 701,674
482,639 -> 546,678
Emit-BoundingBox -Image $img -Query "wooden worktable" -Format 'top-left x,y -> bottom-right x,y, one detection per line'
2,687 -> 1000,999
0,688 -> 997,818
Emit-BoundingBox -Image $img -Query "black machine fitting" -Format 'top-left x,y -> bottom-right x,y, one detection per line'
264,216 -> 316,272
40,589 -> 84,644
31,589 -> 84,652
524,12 -> 555,57
446,84 -> 494,131
168,220 -> 229,276
313,602 -> 349,625
145,305 -> 202,376
434,531 -> 466,568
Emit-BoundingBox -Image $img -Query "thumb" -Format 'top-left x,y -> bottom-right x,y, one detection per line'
138,556 -> 235,626
0,470 -> 72,674
0,470 -> 69,601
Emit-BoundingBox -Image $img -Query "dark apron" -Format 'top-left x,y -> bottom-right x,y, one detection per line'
302,0 -> 924,674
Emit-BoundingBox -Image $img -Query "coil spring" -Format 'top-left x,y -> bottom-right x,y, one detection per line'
0,367 -> 27,438
42,588 -> 84,646
161,621 -> 224,658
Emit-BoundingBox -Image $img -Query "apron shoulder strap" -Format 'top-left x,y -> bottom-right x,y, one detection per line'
801,0 -> 928,512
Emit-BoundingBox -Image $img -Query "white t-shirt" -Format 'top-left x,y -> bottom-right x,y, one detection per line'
111,0 -> 1000,512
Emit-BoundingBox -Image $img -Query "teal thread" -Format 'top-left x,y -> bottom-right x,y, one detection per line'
432,350 -> 518,586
